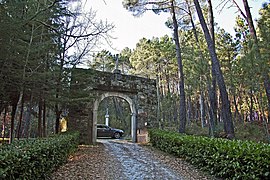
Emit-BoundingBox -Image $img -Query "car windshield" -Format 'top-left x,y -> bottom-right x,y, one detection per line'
97,125 -> 109,129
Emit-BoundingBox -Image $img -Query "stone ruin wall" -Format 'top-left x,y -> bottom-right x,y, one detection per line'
68,68 -> 158,144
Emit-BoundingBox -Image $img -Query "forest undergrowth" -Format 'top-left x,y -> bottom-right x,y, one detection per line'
184,121 -> 270,143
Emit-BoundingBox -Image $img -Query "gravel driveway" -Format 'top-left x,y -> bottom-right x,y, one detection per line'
50,139 -> 216,180
102,139 -> 183,179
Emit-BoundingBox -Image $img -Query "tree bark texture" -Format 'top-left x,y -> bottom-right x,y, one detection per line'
16,93 -> 24,139
233,94 -> 242,122
55,103 -> 60,134
156,74 -> 161,127
200,92 -> 206,127
242,0 -> 257,41
38,96 -> 43,137
194,0 -> 235,138
2,107 -> 7,140
186,0 -> 217,133
207,0 -> 215,47
242,0 -> 270,122
22,104 -> 31,138
43,100 -> 46,137
207,0 -> 218,127
9,94 -> 19,144
171,0 -> 186,133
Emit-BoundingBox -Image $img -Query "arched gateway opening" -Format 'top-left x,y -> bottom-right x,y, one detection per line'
93,92 -> 137,143
68,68 -> 157,144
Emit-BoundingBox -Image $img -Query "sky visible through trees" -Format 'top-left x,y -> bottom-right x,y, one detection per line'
90,0 -> 270,141
0,0 -> 269,144
84,0 -> 262,55
1,1 -> 270,179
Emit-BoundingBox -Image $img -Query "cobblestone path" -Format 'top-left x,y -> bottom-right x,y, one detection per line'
102,139 -> 183,179
50,139 -> 215,180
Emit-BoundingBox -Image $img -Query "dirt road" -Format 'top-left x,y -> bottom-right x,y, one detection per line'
50,139 -> 215,180
102,139 -> 183,179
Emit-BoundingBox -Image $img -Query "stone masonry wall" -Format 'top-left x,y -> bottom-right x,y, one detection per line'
68,68 -> 157,144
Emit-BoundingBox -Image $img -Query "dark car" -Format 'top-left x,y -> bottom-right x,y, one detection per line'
96,124 -> 124,139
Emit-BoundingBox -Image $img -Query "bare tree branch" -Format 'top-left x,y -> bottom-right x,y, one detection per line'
35,19 -> 114,39
26,0 -> 60,23
231,0 -> 247,20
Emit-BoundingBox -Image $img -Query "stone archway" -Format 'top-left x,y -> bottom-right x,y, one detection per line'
68,68 -> 157,144
92,92 -> 137,143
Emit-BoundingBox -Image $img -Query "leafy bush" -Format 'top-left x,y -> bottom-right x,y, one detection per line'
149,129 -> 270,179
0,132 -> 79,179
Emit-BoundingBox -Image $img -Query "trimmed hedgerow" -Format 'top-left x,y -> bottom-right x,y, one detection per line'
149,129 -> 270,180
0,132 -> 79,179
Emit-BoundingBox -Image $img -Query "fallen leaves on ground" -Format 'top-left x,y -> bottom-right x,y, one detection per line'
49,143 -> 124,180
49,142 -> 218,180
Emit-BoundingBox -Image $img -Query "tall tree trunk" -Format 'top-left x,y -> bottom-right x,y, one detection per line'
55,32 -> 66,134
207,98 -> 215,137
2,106 -> 7,140
186,0 -> 216,133
43,100 -> 46,137
242,0 -> 257,41
194,0 -> 235,138
241,0 -> 270,122
171,0 -> 186,133
233,94 -> 242,122
16,92 -> 24,139
22,94 -> 32,138
39,22 -> 47,138
55,103 -> 61,134
187,95 -> 192,125
156,74 -> 161,128
158,64 -> 165,129
207,0 -> 218,129
38,96 -> 43,137
208,83 -> 217,126
10,105 -> 17,144
55,58 -> 64,134
9,94 -> 20,144
200,92 -> 206,127
165,69 -> 170,94
22,104 -> 31,138
173,98 -> 178,123
14,21 -> 34,139
257,91 -> 270,142
0,102 -> 4,115
249,89 -> 254,121
207,0 -> 215,45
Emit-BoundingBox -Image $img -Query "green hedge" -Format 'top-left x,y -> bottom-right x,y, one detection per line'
149,129 -> 270,179
0,132 -> 80,179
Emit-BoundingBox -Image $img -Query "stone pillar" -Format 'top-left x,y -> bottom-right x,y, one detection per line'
131,113 -> 137,143
87,109 -> 94,145
92,108 -> 98,145
105,108 -> 109,126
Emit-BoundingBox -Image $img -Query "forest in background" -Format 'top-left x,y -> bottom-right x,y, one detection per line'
91,0 -> 270,142
0,0 -> 269,143
0,0 -> 113,143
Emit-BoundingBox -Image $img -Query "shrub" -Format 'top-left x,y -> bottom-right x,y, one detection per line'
0,131 -> 79,179
149,129 -> 270,179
